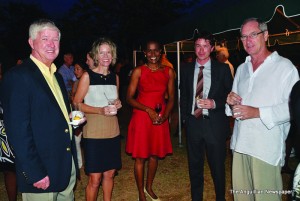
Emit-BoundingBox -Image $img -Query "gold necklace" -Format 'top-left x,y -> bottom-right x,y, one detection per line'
146,64 -> 160,71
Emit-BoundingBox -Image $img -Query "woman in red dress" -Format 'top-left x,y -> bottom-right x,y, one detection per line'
126,40 -> 175,201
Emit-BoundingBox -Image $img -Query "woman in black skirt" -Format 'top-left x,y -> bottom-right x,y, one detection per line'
73,38 -> 122,201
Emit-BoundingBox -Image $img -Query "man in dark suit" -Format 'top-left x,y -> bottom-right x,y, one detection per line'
291,80 -> 300,157
180,31 -> 233,201
1,19 -> 78,201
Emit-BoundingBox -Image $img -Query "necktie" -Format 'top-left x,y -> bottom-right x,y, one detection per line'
194,66 -> 204,118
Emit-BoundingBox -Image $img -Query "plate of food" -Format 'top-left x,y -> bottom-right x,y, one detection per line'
69,111 -> 85,126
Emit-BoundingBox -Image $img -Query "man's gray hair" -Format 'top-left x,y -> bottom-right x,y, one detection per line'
29,19 -> 61,40
240,18 -> 268,33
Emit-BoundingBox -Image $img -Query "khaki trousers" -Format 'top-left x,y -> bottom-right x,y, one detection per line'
232,152 -> 282,201
22,158 -> 76,201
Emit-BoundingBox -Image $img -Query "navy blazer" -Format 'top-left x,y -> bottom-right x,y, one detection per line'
1,58 -> 78,193
180,59 -> 233,141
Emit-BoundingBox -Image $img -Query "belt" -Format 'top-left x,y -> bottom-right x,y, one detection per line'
202,114 -> 210,119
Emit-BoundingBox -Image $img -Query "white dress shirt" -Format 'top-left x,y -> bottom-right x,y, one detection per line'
191,59 -> 212,116
226,51 -> 299,166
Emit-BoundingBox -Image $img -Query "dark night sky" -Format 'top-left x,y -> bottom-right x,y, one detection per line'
4,0 -> 79,17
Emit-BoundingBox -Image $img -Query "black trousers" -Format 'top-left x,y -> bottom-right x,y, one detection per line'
186,115 -> 226,201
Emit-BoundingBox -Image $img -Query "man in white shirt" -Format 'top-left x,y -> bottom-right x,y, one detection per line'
226,18 -> 299,201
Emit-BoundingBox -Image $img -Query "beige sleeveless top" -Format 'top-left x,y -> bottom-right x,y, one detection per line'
83,69 -> 120,139
83,114 -> 119,139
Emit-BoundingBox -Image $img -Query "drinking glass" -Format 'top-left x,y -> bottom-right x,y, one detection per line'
153,103 -> 162,124
196,89 -> 208,108
107,99 -> 117,115
232,100 -> 242,120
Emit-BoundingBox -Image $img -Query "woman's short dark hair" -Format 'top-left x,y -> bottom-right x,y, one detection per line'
142,40 -> 162,52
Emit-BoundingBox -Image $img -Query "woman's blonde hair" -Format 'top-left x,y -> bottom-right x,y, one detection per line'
90,37 -> 117,66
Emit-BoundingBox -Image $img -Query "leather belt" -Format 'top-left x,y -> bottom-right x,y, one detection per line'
202,114 -> 210,119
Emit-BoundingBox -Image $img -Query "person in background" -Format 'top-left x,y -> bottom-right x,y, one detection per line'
116,58 -> 132,105
282,61 -> 300,175
160,53 -> 175,126
226,18 -> 299,201
160,53 -> 175,93
173,53 -> 194,137
73,38 -> 122,201
0,76 -> 17,201
0,62 -> 2,81
183,53 -> 194,63
86,51 -> 95,69
281,120 -> 297,174
126,40 -> 175,201
136,58 -> 145,67
58,52 -> 77,99
16,59 -> 23,65
180,31 -> 233,201
1,19 -> 78,201
128,58 -> 145,78
72,61 -> 89,101
291,80 -> 300,200
160,53 -> 173,69
71,61 -> 89,170
215,47 -> 234,78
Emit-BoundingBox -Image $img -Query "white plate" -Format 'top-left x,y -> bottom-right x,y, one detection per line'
68,120 -> 81,126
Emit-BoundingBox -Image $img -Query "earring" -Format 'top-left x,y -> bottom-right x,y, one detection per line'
144,54 -> 146,58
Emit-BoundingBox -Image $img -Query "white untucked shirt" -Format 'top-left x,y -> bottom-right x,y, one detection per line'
226,51 -> 299,166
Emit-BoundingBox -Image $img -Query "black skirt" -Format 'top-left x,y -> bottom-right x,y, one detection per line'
83,135 -> 122,174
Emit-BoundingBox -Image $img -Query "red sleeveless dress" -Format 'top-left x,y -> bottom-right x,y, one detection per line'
126,65 -> 173,158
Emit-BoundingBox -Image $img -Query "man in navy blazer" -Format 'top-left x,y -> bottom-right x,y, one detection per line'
180,31 -> 233,201
1,19 -> 78,201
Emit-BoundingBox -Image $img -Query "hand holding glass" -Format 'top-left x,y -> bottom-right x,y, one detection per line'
153,103 -> 162,124
232,101 -> 242,120
106,99 -> 117,115
196,89 -> 208,108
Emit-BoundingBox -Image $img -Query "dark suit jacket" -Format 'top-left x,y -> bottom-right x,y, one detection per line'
180,59 -> 233,141
291,80 -> 300,157
1,58 -> 78,192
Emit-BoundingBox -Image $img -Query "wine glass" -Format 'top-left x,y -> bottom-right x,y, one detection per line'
155,103 -> 162,114
154,103 -> 162,124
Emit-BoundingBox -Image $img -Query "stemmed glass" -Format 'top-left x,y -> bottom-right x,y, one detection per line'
154,103 -> 162,124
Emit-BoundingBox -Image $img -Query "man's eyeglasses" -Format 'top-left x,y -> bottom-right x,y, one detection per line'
240,31 -> 264,41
